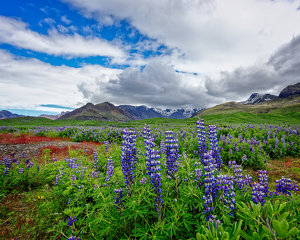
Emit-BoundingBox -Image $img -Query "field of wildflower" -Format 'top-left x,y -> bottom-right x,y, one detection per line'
0,119 -> 299,239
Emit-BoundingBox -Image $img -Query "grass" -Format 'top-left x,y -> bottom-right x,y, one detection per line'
1,110 -> 300,129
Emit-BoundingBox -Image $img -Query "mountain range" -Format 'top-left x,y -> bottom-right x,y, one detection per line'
196,82 -> 300,116
0,110 -> 22,120
57,103 -> 201,121
1,82 -> 299,121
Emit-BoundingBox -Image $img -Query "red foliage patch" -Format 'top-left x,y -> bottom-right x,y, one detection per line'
284,160 -> 291,168
38,143 -> 98,163
0,133 -> 70,144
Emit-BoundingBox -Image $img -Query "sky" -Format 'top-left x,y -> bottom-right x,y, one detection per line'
0,0 -> 300,116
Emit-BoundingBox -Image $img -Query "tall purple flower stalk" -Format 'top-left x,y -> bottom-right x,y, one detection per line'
233,164 -> 245,190
105,157 -> 114,182
196,118 -> 207,162
160,139 -> 165,154
142,124 -> 151,145
194,165 -> 202,188
202,151 -> 217,215
251,170 -> 269,205
208,125 -> 222,169
216,175 -> 236,214
144,125 -> 155,175
114,188 -> 124,209
144,125 -> 163,217
121,129 -> 136,193
93,151 -> 99,172
258,170 -> 269,196
104,141 -> 109,152
165,130 -> 179,176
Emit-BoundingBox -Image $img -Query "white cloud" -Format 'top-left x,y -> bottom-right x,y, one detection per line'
63,0 -> 300,73
0,50 -> 121,110
61,15 -> 71,24
0,15 -> 126,59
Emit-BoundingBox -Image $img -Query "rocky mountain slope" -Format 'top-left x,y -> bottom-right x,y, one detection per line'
197,82 -> 300,116
58,102 -> 135,121
0,110 -> 22,119
40,111 -> 69,120
119,105 -> 200,120
118,105 -> 164,120
279,82 -> 300,98
241,93 -> 277,105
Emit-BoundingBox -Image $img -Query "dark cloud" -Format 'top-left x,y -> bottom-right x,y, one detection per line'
205,35 -> 300,100
78,61 -> 221,108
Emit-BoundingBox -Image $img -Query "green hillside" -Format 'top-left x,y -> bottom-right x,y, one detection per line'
197,96 -> 300,116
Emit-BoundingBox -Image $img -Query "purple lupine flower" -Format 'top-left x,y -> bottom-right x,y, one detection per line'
165,130 -> 179,176
26,162 -> 34,168
71,175 -> 77,181
144,125 -> 163,216
228,160 -> 236,168
2,157 -> 12,169
91,171 -> 99,178
104,141 -> 109,152
252,182 -> 267,205
216,175 -> 236,214
4,167 -> 9,175
55,175 -> 61,185
66,157 -> 77,169
208,125 -> 222,169
276,176 -> 299,196
244,174 -> 253,187
242,154 -> 247,163
142,124 -> 151,144
149,146 -> 163,216
144,124 -> 153,175
194,167 -> 202,188
196,118 -> 207,162
258,170 -> 269,195
93,151 -> 99,172
140,177 -> 147,184
67,216 -> 77,226
121,129 -> 136,193
105,157 -> 114,181
160,139 -> 165,154
281,136 -> 286,149
19,168 -> 24,174
68,236 -> 81,240
114,188 -> 124,209
202,151 -> 217,215
234,164 -> 245,190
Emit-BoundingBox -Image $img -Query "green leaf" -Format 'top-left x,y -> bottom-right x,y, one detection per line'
230,220 -> 242,240
278,212 -> 289,222
266,201 -> 274,216
196,233 -> 203,240
272,219 -> 289,238
286,227 -> 299,238
262,225 -> 274,237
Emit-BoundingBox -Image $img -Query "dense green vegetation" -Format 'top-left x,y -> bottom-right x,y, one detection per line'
1,108 -> 300,129
0,119 -> 299,239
